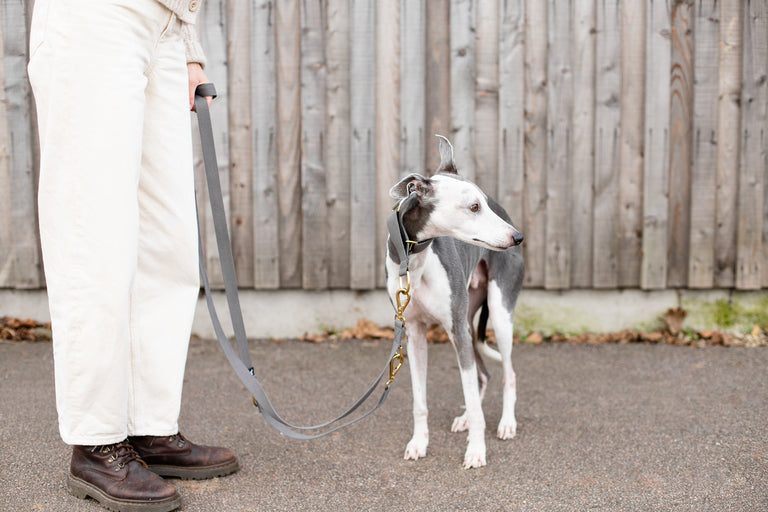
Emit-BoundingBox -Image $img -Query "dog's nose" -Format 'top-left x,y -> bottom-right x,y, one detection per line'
512,231 -> 524,246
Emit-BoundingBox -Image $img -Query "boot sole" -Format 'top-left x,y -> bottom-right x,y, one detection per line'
147,458 -> 240,480
67,474 -> 182,512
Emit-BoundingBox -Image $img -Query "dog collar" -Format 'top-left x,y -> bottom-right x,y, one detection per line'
407,238 -> 433,255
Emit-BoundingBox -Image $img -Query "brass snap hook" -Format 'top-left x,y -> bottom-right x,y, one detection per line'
386,346 -> 404,389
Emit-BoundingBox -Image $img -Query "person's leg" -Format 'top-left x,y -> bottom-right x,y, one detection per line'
126,14 -> 199,438
29,0 -> 168,446
126,19 -> 239,479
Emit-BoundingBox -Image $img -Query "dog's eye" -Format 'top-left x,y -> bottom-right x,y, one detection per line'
469,203 -> 480,213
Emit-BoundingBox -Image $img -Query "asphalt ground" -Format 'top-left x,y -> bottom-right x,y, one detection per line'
1,338 -> 767,512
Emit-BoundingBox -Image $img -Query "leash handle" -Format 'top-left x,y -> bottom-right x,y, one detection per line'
193,84 -> 403,439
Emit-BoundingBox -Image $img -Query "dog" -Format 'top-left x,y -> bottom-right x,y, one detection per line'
386,135 -> 525,469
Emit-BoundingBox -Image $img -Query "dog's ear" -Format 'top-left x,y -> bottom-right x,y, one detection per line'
435,134 -> 458,174
390,173 -> 433,199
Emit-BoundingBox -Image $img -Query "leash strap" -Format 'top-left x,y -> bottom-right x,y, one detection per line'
193,83 -> 404,439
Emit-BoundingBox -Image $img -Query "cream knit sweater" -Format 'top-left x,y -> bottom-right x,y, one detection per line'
156,0 -> 206,67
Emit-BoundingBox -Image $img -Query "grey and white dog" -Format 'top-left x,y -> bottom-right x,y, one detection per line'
386,136 -> 525,469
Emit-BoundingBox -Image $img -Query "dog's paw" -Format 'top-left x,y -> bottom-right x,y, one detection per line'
497,417 -> 517,440
451,413 -> 469,433
462,445 -> 487,469
404,437 -> 428,461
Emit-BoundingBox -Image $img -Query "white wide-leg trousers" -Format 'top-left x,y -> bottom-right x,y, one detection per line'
28,0 -> 200,445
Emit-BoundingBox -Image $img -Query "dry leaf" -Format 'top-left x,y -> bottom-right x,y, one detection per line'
662,307 -> 687,335
526,332 -> 543,344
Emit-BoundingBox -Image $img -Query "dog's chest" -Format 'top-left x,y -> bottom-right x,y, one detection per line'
397,252 -> 454,326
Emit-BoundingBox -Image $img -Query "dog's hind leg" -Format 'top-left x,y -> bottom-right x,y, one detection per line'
404,321 -> 430,461
488,279 -> 517,440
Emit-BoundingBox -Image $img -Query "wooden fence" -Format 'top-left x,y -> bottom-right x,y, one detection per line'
1,0 -> 767,292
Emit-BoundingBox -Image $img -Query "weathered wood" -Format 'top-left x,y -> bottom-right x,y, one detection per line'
196,0 -> 230,289
474,0 -> 499,197
715,0 -> 742,288
275,0 -> 302,288
688,0 -> 719,289
425,0 -> 451,173
450,0 -> 476,181
227,0 -> 254,287
0,1 -> 11,286
400,0 -> 426,175
545,0 -> 573,290
251,0 -> 280,289
667,0 -> 694,287
570,0 -> 596,288
325,0 -> 351,289
737,0 -> 767,289
374,0 -> 400,287
641,0 -> 671,290
2,0 -> 41,288
349,0 -> 376,290
498,0 -> 525,228
5,0 -> 768,293
300,0 -> 329,289
523,0 -> 548,288
618,0 -> 645,288
593,0 -> 621,289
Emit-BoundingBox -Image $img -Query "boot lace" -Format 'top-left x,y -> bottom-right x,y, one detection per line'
93,441 -> 143,471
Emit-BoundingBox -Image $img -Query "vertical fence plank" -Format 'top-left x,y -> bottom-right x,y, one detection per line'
523,0 -> 548,288
349,0 -> 376,289
571,0 -> 596,288
688,0 -> 719,288
2,0 -> 41,288
498,0 -> 525,227
450,0 -> 476,181
227,0 -> 254,287
0,2 -> 11,286
593,0 -> 621,288
737,0 -> 767,289
475,0 -> 499,197
667,0 -> 694,287
326,0 -> 351,288
275,0 -> 302,288
545,0 -> 573,290
641,0 -> 670,290
300,0 -> 329,289
375,0 -> 400,286
715,0 -> 742,288
425,0 -> 451,173
252,0 -> 280,289
400,0 -> 426,175
196,0 -> 230,289
618,0 -> 645,288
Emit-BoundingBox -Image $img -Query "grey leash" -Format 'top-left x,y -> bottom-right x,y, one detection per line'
193,83 -> 408,439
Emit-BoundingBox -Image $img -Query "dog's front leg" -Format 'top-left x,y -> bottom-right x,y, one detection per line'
456,363 -> 487,468
450,329 -> 487,469
404,322 -> 429,461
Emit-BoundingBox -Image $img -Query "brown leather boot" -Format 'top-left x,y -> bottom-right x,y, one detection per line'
129,433 -> 239,480
68,440 -> 181,512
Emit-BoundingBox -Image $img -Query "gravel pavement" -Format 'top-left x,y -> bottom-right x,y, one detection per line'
1,338 -> 767,511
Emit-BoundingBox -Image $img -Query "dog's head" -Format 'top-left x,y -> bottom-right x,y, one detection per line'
389,135 -> 524,250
